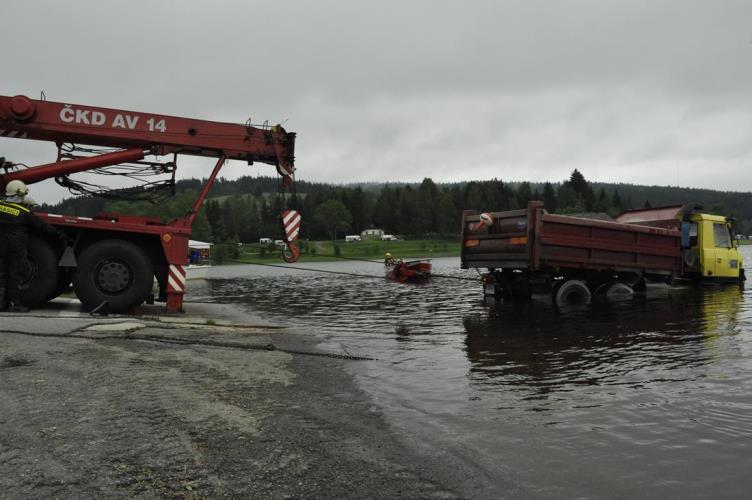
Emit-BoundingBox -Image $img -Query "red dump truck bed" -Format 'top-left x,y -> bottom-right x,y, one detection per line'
461,202 -> 682,277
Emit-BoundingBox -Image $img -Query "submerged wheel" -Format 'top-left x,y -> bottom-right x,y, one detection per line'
73,240 -> 153,313
19,235 -> 60,307
596,281 -> 634,301
554,279 -> 591,308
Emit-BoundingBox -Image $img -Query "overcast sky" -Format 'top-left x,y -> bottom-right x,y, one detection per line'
2,0 -> 752,203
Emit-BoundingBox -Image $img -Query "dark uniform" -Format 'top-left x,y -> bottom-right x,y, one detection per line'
0,199 -> 59,310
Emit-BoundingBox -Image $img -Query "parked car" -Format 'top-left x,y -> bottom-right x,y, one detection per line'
345,235 -> 362,242
259,237 -> 272,245
381,234 -> 398,241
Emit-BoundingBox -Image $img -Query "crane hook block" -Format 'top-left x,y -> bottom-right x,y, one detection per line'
280,209 -> 301,263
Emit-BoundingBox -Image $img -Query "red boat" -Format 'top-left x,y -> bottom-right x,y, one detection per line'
386,259 -> 432,283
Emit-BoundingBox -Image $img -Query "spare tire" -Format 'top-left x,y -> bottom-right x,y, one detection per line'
684,249 -> 699,268
19,235 -> 60,307
554,279 -> 591,308
73,240 -> 153,313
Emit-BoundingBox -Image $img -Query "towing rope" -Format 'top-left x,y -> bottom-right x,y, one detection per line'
223,245 -> 480,282
223,259 -> 480,282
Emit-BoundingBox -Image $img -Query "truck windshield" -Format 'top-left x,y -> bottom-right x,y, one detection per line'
713,223 -> 732,248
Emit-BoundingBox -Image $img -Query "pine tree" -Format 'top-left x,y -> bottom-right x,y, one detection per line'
543,182 -> 557,212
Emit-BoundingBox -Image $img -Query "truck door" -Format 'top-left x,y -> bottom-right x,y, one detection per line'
710,222 -> 739,278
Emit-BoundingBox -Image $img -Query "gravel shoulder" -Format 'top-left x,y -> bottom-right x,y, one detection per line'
0,300 -> 465,499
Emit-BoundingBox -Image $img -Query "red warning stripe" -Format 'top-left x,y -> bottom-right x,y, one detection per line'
281,210 -> 301,242
0,130 -> 28,138
168,264 -> 186,292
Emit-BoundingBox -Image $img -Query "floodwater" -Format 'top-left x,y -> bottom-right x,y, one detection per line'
189,249 -> 752,498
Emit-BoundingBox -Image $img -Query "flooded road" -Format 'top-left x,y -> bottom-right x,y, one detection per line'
190,250 -> 752,498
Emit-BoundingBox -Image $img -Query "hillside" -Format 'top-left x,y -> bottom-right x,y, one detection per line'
39,172 -> 752,243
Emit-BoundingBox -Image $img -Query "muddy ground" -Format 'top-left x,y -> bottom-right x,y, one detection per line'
0,301 -> 478,499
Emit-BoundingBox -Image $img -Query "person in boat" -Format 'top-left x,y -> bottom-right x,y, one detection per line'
384,252 -> 397,266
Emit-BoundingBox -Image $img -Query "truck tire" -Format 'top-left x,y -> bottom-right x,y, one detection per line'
604,282 -> 633,300
554,279 -> 591,308
73,240 -> 153,313
19,235 -> 60,307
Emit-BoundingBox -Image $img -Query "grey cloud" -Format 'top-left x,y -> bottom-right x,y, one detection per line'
1,0 -> 751,203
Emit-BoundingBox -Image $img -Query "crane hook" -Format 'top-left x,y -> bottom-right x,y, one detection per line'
279,209 -> 301,263
281,242 -> 300,263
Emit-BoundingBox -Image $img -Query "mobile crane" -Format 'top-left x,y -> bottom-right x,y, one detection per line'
0,94 -> 300,313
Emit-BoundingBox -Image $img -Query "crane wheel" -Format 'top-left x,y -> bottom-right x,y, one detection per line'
73,240 -> 153,313
19,235 -> 61,307
47,269 -> 72,301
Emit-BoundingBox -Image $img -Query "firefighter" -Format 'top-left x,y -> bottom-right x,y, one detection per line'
0,180 -> 61,312
384,252 -> 396,266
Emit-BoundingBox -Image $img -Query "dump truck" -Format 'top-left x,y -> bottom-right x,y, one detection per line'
461,201 -> 744,305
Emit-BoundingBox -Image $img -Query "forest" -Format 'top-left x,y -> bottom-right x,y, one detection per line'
41,170 -> 752,245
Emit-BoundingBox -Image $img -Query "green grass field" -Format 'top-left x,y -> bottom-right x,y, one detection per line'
224,238 -> 460,264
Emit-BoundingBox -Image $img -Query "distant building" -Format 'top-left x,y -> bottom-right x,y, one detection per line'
361,228 -> 384,239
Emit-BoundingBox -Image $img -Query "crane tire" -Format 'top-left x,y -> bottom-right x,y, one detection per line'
19,235 -> 61,307
553,279 -> 591,308
73,240 -> 153,313
47,269 -> 72,301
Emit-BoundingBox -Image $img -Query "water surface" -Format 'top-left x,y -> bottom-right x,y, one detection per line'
190,251 -> 752,498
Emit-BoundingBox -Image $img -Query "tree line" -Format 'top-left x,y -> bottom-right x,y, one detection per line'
41,169 -> 752,243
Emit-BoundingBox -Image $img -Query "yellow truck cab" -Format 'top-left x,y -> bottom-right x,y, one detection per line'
614,204 -> 744,283
682,212 -> 744,281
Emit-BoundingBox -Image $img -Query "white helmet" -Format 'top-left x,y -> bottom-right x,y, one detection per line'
5,180 -> 29,197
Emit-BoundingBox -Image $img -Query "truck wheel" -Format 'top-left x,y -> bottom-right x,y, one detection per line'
19,235 -> 60,307
603,282 -> 633,300
554,279 -> 591,308
73,240 -> 153,313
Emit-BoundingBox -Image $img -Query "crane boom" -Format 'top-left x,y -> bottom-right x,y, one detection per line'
0,94 -> 295,185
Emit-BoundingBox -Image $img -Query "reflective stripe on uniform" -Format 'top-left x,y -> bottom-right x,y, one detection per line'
4,202 -> 30,213
0,202 -> 30,216
0,204 -> 21,216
